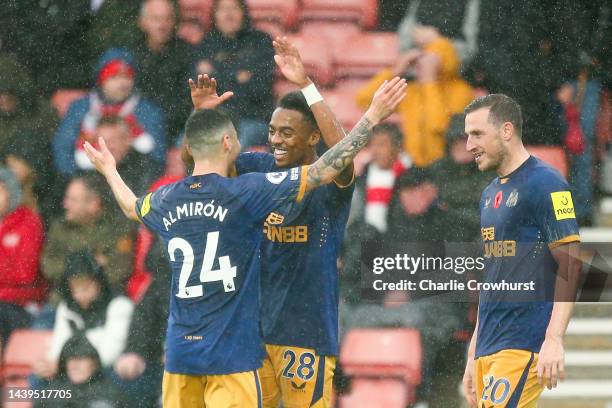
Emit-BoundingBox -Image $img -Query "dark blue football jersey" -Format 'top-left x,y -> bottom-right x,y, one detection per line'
135,168 -> 307,375
476,156 -> 580,358
236,152 -> 354,356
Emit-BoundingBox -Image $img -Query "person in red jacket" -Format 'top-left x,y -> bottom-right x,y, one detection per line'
0,166 -> 47,344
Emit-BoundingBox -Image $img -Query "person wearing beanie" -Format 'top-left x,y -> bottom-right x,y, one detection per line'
33,250 -> 133,382
0,166 -> 47,345
35,333 -> 126,408
52,48 -> 167,178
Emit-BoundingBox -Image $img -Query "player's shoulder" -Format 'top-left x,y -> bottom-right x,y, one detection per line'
236,151 -> 275,174
524,156 -> 568,190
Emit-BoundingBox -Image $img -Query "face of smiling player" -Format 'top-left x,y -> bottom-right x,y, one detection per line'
465,107 -> 508,173
268,108 -> 319,168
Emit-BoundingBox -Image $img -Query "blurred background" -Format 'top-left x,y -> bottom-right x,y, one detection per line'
0,0 -> 610,407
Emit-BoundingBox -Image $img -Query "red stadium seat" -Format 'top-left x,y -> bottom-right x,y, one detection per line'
247,0 -> 299,30
179,0 -> 213,29
333,32 -> 398,78
300,22 -> 361,53
321,80 -> 370,130
526,145 -> 569,178
2,377 -> 33,408
339,378 -> 409,408
0,330 -> 52,382
300,0 -> 378,29
273,79 -> 299,100
283,34 -> 335,87
51,89 -> 87,118
253,20 -> 284,40
340,328 -> 422,386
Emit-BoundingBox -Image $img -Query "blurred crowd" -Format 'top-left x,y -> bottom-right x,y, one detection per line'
0,0 -> 610,406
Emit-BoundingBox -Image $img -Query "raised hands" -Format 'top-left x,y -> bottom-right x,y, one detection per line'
84,137 -> 117,178
273,36 -> 311,88
189,74 -> 234,111
364,76 -> 407,126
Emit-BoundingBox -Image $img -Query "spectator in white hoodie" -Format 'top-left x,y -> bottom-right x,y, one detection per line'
33,250 -> 133,380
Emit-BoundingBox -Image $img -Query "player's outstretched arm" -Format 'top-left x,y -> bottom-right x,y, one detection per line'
190,74 -> 234,111
83,138 -> 139,221
304,77 -> 407,192
273,36 -> 353,185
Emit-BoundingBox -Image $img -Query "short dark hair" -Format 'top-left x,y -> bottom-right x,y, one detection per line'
277,91 -> 318,129
184,109 -> 236,155
464,94 -> 523,138
372,123 -> 403,147
69,173 -> 109,209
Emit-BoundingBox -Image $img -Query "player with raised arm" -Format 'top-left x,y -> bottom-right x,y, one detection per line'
461,94 -> 582,408
83,76 -> 406,408
189,37 -> 367,407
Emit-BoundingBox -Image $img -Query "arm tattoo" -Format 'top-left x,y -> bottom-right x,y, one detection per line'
307,116 -> 372,189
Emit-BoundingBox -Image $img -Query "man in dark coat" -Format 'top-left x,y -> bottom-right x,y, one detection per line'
129,0 -> 195,144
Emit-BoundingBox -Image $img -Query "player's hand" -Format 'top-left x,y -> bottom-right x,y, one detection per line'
537,336 -> 565,389
364,76 -> 407,125
84,137 -> 117,178
114,352 -> 147,380
273,36 -> 311,88
462,358 -> 478,407
189,74 -> 234,111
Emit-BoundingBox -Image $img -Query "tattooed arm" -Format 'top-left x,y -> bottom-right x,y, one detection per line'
304,77 -> 407,192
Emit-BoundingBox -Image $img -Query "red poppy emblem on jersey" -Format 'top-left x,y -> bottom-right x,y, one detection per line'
493,191 -> 503,209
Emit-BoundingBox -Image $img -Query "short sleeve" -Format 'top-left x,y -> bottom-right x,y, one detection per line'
238,166 -> 309,220
235,152 -> 275,175
532,173 -> 580,248
135,189 -> 164,233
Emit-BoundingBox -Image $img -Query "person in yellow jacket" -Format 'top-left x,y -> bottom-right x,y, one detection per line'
356,28 -> 474,168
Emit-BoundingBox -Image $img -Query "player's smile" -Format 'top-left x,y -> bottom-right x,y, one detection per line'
269,107 -> 318,168
272,146 -> 288,161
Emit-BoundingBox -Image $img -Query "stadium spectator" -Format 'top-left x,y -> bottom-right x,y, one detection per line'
113,237 -> 170,407
35,333 -> 126,408
194,0 -> 275,149
476,0 -> 579,146
76,115 -> 159,195
2,131 -> 59,226
351,123 -> 412,234
52,48 -> 167,178
0,2 -> 91,94
431,114 -> 491,241
42,174 -> 135,294
86,0 -> 142,68
0,54 -> 58,156
386,167 -> 450,242
342,165 -> 464,404
356,29 -> 473,168
33,250 -> 133,381
129,0 -> 194,144
397,0 -> 480,64
0,167 -> 47,344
